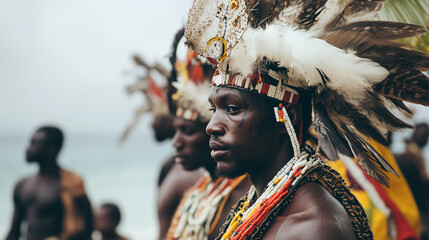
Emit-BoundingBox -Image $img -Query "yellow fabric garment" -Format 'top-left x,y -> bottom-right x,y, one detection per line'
328,139 -> 420,240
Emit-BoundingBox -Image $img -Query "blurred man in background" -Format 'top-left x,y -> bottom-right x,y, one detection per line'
164,29 -> 251,239
120,52 -> 205,239
5,126 -> 93,240
396,122 -> 429,240
94,203 -> 128,240
405,123 -> 429,181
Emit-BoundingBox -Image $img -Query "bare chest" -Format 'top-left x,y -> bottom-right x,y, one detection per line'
19,177 -> 62,215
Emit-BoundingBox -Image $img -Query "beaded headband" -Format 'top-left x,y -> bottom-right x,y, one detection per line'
211,68 -> 299,104
176,107 -> 202,122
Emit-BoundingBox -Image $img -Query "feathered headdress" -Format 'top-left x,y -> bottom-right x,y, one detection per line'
169,28 -> 215,123
185,0 -> 429,186
120,55 -> 170,142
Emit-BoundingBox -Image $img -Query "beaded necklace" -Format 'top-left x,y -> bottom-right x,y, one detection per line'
220,146 -> 322,240
169,173 -> 247,240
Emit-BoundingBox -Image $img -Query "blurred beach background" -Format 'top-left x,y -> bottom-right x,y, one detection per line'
0,133 -> 173,239
0,0 -> 193,238
1,0 -> 429,239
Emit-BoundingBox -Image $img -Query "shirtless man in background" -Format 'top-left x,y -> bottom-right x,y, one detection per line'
5,126 -> 93,240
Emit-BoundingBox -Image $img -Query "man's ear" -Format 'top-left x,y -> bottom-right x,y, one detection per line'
286,103 -> 302,126
48,145 -> 57,157
276,103 -> 302,134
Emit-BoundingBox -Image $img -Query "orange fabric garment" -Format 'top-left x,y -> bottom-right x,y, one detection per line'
59,169 -> 86,240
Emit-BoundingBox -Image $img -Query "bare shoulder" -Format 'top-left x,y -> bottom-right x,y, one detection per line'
264,182 -> 356,240
60,169 -> 86,196
14,176 -> 35,193
13,178 -> 26,199
158,164 -> 204,210
161,164 -> 204,194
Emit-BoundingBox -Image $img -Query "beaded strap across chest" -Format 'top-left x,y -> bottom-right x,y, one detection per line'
167,173 -> 247,240
217,148 -> 373,240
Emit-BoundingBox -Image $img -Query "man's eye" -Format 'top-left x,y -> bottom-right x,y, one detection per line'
209,106 -> 216,113
226,105 -> 240,113
182,127 -> 196,136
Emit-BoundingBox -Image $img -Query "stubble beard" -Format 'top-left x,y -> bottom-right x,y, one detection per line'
216,158 -> 248,179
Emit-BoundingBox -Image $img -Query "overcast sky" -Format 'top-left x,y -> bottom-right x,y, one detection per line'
0,0 -> 428,137
0,0 -> 193,136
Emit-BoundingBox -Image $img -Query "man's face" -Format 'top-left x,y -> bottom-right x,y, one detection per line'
207,87 -> 281,178
26,130 -> 51,163
94,207 -> 116,232
413,124 -> 429,148
172,117 -> 211,171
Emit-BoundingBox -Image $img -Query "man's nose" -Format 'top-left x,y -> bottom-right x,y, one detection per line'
206,112 -> 225,136
172,132 -> 183,149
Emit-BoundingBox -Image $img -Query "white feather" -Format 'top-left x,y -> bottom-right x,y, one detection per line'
176,80 -> 213,123
227,24 -> 389,96
308,0 -> 345,36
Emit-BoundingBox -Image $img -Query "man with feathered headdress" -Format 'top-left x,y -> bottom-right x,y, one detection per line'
165,28 -> 251,240
184,0 -> 429,239
119,52 -> 207,240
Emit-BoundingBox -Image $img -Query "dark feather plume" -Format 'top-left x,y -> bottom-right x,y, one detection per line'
322,22 -> 429,106
373,70 -> 429,106
341,123 -> 396,187
323,21 -> 427,44
325,0 -> 387,30
357,42 -> 429,72
359,91 -> 413,131
297,0 -> 327,29
314,88 -> 400,186
313,102 -> 353,161
384,96 -> 413,114
320,88 -> 389,146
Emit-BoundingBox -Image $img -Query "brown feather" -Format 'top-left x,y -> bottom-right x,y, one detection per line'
371,65 -> 429,106
323,21 -> 427,44
321,89 -> 389,146
384,97 -> 412,115
247,0 -> 295,28
325,0 -> 387,30
356,42 -> 429,72
313,101 -> 353,161
341,124 -> 396,187
297,0 -> 327,29
360,92 -> 413,131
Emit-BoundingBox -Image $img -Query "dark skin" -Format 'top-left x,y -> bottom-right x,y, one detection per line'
168,117 -> 251,240
155,116 -> 207,240
207,87 -> 356,240
5,130 -> 93,240
157,162 -> 205,240
411,123 -> 429,148
94,206 -> 128,240
153,113 -> 203,239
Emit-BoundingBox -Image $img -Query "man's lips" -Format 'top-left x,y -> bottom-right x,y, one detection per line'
209,140 -> 229,160
209,140 -> 228,151
174,154 -> 188,164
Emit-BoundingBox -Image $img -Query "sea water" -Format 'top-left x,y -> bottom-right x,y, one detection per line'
0,133 -> 174,239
